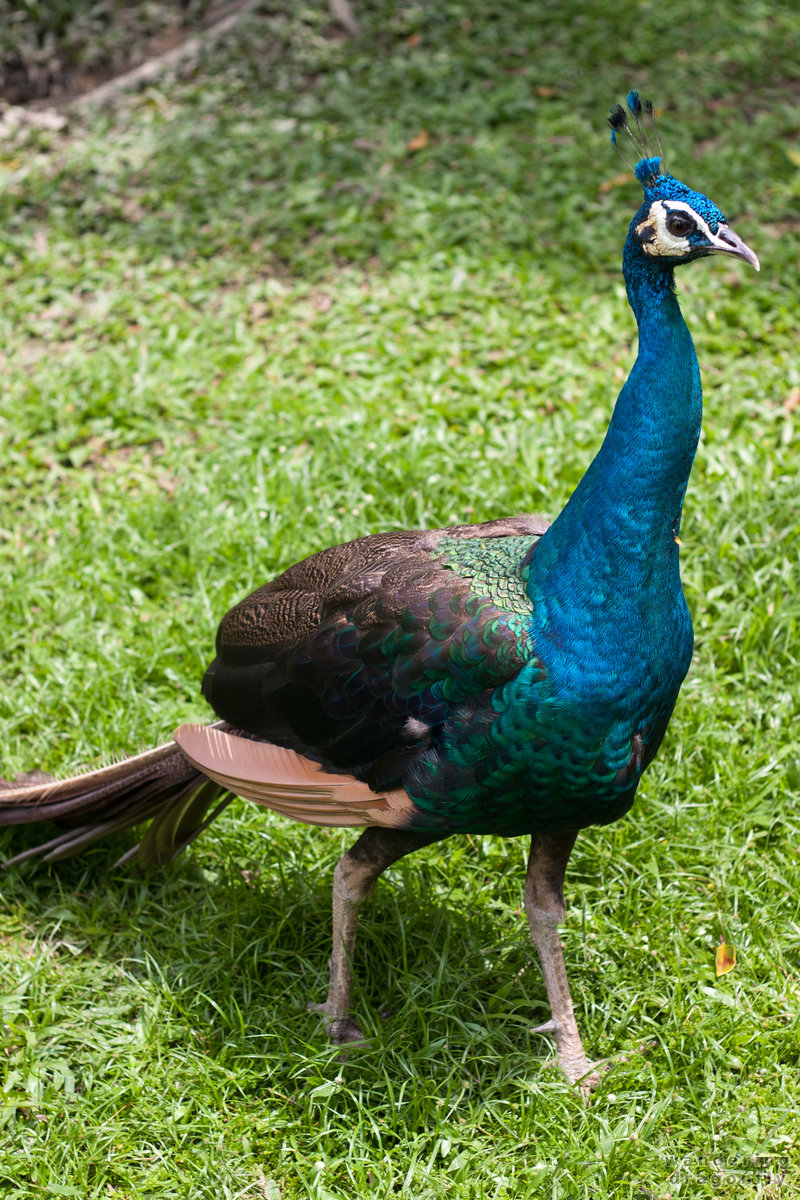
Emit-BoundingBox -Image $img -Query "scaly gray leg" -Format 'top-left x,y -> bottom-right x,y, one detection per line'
309,826 -> 446,1044
525,831 -> 600,1092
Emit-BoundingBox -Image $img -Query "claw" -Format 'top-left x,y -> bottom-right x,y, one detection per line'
576,1067 -> 602,1098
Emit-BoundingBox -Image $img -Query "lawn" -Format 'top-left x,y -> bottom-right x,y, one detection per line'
1,1 -> 800,1196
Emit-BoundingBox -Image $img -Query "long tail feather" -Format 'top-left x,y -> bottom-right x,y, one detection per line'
0,738 -> 228,868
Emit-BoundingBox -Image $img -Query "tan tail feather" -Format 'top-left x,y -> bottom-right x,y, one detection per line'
0,736 -> 229,868
173,724 -> 416,829
0,742 -> 178,810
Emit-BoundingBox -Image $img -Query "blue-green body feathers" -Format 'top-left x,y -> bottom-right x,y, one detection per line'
203,104 -> 757,842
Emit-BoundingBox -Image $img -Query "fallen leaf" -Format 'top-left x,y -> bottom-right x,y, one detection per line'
715,943 -> 736,977
599,172 -> 632,194
534,86 -> 557,98
121,198 -> 146,223
407,32 -> 421,47
783,386 -> 800,413
407,130 -> 430,152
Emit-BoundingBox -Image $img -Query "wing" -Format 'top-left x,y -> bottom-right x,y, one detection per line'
202,516 -> 549,792
173,723 -> 415,828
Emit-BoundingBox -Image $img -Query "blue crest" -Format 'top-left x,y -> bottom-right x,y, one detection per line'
633,156 -> 662,191
609,90 -> 665,181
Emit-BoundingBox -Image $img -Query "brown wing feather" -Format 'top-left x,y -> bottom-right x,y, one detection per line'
0,737 -> 232,868
173,724 -> 418,829
204,515 -> 550,785
0,741 -> 182,821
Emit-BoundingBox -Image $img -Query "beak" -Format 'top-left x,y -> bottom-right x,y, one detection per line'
710,223 -> 760,271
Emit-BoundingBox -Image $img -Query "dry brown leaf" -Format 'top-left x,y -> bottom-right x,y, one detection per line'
534,86 -> 557,98
406,130 -> 430,152
783,386 -> 800,414
599,173 -> 632,194
407,32 -> 421,47
715,943 -> 736,977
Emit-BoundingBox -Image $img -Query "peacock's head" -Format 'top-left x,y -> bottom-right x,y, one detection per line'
610,93 -> 759,273
630,157 -> 759,271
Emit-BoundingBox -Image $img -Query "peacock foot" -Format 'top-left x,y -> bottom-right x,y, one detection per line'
307,1000 -> 365,1045
532,1017 -> 603,1096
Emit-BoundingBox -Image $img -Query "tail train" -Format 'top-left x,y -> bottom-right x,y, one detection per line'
0,734 -> 230,869
0,723 -> 414,868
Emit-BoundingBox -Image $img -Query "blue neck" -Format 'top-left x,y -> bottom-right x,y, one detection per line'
531,246 -> 702,604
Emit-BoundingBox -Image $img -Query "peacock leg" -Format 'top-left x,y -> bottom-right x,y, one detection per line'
309,826 -> 446,1044
525,831 -> 600,1091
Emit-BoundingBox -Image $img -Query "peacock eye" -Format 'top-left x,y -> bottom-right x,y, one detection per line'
665,211 -> 695,237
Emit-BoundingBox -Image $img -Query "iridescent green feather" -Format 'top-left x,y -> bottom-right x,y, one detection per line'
433,534 -> 539,615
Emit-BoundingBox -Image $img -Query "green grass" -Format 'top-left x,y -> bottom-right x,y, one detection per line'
2,0 -> 800,1195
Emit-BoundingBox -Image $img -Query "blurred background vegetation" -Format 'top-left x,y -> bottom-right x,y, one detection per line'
0,0 -> 215,102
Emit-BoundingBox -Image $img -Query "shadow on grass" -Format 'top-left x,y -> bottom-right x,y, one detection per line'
1,817 -> 552,1101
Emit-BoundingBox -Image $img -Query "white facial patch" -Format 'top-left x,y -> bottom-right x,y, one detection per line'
635,199 -> 728,259
636,200 -> 690,256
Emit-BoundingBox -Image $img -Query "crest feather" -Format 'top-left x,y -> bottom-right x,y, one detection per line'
634,155 -> 663,191
608,91 -> 666,189
626,89 -> 643,118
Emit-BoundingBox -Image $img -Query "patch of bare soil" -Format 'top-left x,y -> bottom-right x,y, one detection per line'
0,0 -> 242,107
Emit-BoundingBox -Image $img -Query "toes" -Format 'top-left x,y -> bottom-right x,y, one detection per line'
559,1059 -> 601,1090
307,1002 -> 365,1045
577,1068 -> 602,1097
329,1018 -> 365,1045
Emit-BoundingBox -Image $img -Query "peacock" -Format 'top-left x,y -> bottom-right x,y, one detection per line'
0,94 -> 758,1090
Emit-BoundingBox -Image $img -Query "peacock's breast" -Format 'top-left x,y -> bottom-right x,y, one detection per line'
523,586 -> 692,809
410,587 -> 692,834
